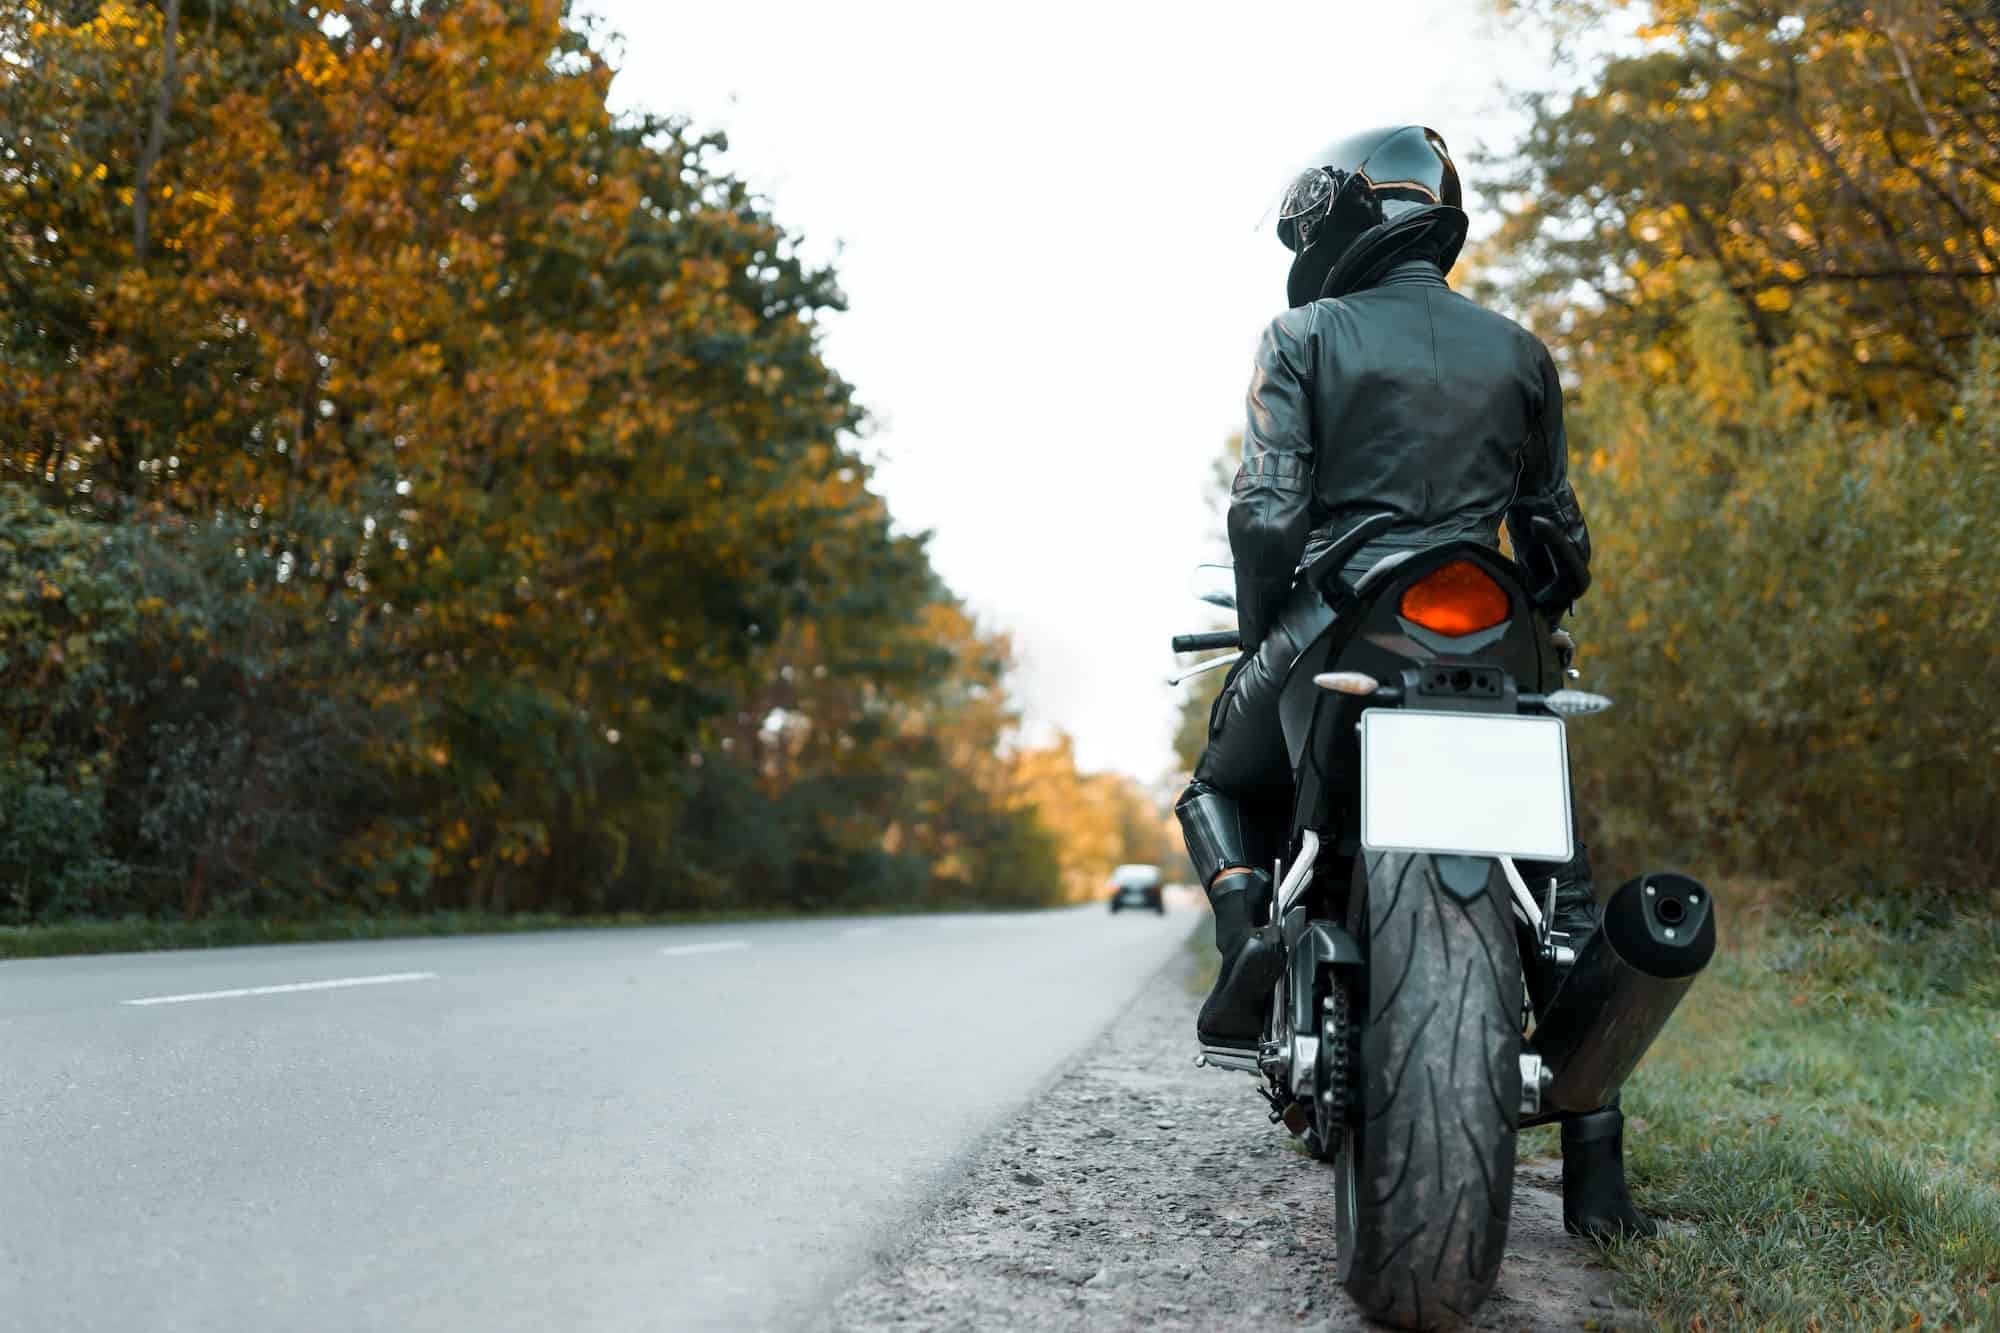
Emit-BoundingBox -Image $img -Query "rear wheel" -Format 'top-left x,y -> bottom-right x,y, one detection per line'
1334,852 -> 1522,1330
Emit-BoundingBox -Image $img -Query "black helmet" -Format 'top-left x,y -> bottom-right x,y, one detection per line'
1273,126 -> 1467,306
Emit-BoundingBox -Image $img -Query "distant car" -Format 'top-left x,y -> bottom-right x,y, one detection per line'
1106,863 -> 1165,915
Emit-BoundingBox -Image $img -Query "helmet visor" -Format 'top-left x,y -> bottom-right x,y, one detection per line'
1274,167 -> 1338,254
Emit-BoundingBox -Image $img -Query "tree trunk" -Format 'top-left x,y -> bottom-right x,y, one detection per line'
133,0 -> 184,261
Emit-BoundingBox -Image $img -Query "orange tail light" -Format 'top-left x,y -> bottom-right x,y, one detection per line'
1399,560 -> 1511,636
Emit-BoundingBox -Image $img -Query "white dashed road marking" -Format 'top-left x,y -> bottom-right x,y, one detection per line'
122,972 -> 440,1007
659,940 -> 751,958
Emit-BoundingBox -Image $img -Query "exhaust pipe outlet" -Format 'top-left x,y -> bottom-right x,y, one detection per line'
1531,871 -> 1717,1114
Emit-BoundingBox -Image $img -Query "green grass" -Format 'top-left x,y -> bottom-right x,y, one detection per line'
1554,894 -> 2000,1330
0,898 -> 1057,960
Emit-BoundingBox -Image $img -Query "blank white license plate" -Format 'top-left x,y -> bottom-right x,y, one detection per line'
1360,710 -> 1574,862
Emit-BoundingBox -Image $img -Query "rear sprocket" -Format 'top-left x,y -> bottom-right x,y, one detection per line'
1304,982 -> 1353,1162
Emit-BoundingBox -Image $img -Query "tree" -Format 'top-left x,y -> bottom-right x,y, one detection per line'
1010,734 -> 1173,901
1481,0 -> 2000,900
1,1 -> 1102,918
1485,0 -> 2000,421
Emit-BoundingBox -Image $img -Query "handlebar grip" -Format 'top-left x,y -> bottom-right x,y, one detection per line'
1172,630 -> 1241,654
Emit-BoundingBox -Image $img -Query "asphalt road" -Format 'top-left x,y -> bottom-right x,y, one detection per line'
0,903 -> 1198,1332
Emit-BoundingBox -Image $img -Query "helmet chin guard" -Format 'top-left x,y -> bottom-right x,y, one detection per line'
1314,205 -> 1469,303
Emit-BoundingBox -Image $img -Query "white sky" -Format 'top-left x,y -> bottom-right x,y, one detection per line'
578,0 -> 1557,780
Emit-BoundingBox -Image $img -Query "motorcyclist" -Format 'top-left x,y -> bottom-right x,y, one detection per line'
1176,125 -> 1653,1241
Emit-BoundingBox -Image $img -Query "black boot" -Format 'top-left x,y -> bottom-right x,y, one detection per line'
1561,1100 -> 1657,1241
1196,870 -> 1283,1048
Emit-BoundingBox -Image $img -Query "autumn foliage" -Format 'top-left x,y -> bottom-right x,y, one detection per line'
0,1 -> 1160,922
1484,0 -> 2000,899
1489,0 -> 2000,418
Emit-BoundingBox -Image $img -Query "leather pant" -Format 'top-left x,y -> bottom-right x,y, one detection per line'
1175,578 -> 1601,1016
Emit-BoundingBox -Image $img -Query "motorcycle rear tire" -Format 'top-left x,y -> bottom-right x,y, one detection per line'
1334,851 -> 1522,1330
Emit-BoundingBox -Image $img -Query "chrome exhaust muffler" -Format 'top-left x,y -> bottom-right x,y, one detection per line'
1530,872 -> 1717,1114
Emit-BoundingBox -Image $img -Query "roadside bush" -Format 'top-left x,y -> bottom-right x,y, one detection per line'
0,490 -> 399,923
0,756 -> 121,921
2,490 -> 1097,922
1567,331 -> 1999,904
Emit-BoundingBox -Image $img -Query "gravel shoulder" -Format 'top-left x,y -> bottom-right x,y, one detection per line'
825,940 -> 1630,1332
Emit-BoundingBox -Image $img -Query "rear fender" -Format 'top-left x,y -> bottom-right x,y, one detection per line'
1435,854 -> 1493,903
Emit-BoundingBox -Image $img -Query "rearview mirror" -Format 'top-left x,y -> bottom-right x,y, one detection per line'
1192,563 -> 1235,610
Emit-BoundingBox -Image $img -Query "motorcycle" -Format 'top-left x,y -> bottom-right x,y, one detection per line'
1169,513 -> 1716,1330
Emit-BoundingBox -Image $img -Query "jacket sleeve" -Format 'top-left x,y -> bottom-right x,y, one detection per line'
1505,341 -> 1592,591
1229,310 -> 1318,646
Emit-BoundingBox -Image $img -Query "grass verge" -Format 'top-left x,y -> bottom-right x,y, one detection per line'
1535,891 -> 2000,1330
0,899 -> 1060,960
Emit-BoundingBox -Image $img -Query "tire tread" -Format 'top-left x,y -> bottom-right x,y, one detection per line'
1339,851 -> 1522,1330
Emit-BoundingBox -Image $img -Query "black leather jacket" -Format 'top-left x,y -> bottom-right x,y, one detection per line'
1229,257 -> 1591,645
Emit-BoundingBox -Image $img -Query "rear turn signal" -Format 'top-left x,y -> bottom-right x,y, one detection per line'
1314,671 -> 1380,695
1399,560 -> 1511,636
1543,689 -> 1613,716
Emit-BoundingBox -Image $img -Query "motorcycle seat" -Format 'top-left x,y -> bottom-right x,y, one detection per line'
1354,549 -> 1420,592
